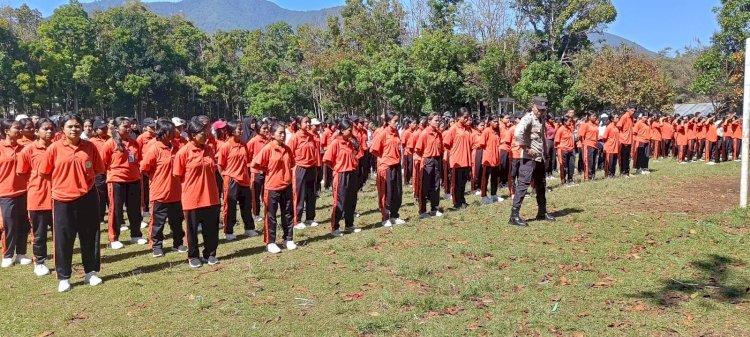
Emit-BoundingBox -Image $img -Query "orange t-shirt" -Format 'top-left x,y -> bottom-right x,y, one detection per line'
733,122 -> 743,139
443,124 -> 473,168
633,120 -> 650,144
0,140 -> 27,198
217,138 -> 251,187
554,125 -> 575,152
479,127 -> 501,166
661,122 -> 674,140
287,130 -> 320,168
415,127 -> 443,158
706,124 -> 718,142
39,139 -> 105,202
17,141 -> 52,210
370,126 -> 401,171
136,131 -> 155,162
697,124 -> 707,140
140,140 -> 181,203
578,121 -> 599,149
603,123 -> 620,154
401,128 -> 414,155
675,125 -> 688,146
18,136 -> 34,147
499,123 -> 512,152
251,141 -> 295,191
650,121 -> 662,141
616,112 -> 634,145
246,135 -> 269,174
101,137 -> 141,183
173,142 -> 219,210
323,136 -> 358,173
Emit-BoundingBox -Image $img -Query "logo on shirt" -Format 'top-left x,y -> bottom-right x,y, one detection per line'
85,160 -> 92,169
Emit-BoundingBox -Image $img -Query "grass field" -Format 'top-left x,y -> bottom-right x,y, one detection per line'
1,159 -> 749,337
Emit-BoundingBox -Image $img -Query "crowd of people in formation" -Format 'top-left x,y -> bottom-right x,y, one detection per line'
0,100 -> 743,292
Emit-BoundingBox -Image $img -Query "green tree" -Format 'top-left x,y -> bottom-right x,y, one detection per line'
512,60 -> 572,112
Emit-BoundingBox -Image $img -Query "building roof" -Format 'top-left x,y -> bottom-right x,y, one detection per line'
673,103 -> 715,116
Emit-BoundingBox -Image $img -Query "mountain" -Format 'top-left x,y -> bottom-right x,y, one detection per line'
588,32 -> 657,56
81,0 -> 343,32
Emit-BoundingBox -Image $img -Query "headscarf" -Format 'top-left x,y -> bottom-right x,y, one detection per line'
241,117 -> 257,143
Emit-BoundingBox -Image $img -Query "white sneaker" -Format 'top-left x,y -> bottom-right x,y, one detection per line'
140,221 -> 148,229
85,271 -> 102,286
15,255 -> 32,265
393,218 -> 406,225
225,233 -> 236,241
34,263 -> 50,276
331,230 -> 343,237
120,225 -> 129,232
285,241 -> 298,250
707,162 -> 716,166
344,227 -> 362,234
254,216 -> 263,223
433,210 -> 443,217
474,190 -> 481,196
174,245 -> 188,253
58,279 -> 71,292
293,222 -> 306,230
383,220 -> 393,227
355,213 -> 361,218
243,230 -> 259,237
267,243 -> 281,254
306,221 -> 319,227
110,241 -> 124,250
493,196 -> 504,203
131,237 -> 147,245
642,170 -> 651,175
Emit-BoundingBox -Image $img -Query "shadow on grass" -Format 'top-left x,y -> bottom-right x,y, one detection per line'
632,254 -> 749,306
549,207 -> 584,218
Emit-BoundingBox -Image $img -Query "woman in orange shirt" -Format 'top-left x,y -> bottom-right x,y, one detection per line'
554,115 -> 576,185
632,113 -> 651,174
602,114 -> 621,178
101,117 -> 146,249
140,120 -> 186,257
0,119 -> 32,268
407,118 -> 425,199
371,112 -> 405,227
247,121 -> 270,222
217,120 -> 256,240
323,119 -> 362,236
478,116 -> 502,204
173,120 -> 221,268
39,114 -> 105,292
287,117 -> 321,230
443,109 -> 474,209
251,123 -> 297,254
401,118 -> 416,186
578,112 -> 600,181
89,120 -> 111,225
18,117 -> 35,146
414,113 -> 443,218
17,118 -> 55,275
704,115 -> 719,165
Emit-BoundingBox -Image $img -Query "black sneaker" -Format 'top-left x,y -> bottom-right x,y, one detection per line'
152,247 -> 164,257
189,258 -> 202,268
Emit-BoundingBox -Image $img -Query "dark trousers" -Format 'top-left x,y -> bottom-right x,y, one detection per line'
511,159 -> 546,210
472,149 -> 483,191
420,157 -> 441,214
545,139 -> 555,175
663,140 -> 673,157
404,154 -> 413,185
605,153 -> 618,177
499,150 -> 510,186
323,164 -> 333,190
215,171 -> 224,201
577,148 -> 584,173
0,195 -> 30,258
95,174 -> 107,223
597,141 -> 605,170
107,181 -> 143,242
377,165 -> 403,220
331,171 -> 359,230
293,166 -> 317,224
619,144 -> 632,175
450,167 -> 471,208
696,139 -> 706,160
481,164 -> 500,197
53,188 -> 100,280
707,141 -> 719,162
263,186 -> 293,244
149,201 -> 184,250
722,138 -> 733,162
443,155 -> 451,195
30,210 -> 52,264
359,154 -> 371,189
583,146 -> 598,181
559,150 -> 575,183
184,205 -> 219,260
142,175 -> 150,213
315,164 -> 323,194
222,178 -> 253,234
251,172 -> 265,217
635,143 -> 649,169
509,159 -> 521,196
688,139 -> 696,160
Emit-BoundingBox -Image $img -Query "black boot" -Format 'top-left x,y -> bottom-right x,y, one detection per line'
508,207 -> 528,227
536,207 -> 556,222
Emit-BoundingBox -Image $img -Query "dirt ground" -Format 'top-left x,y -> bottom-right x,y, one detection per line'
625,176 -> 740,218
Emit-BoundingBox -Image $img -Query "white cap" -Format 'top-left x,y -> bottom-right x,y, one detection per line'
171,117 -> 186,127
15,114 -> 29,121
310,118 -> 321,126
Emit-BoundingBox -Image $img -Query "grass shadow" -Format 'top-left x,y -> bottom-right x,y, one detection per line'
631,254 -> 749,306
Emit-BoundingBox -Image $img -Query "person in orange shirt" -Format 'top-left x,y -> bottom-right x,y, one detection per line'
696,116 -> 708,161
704,115 -> 719,165
17,118 -> 55,275
287,116 -> 321,230
441,118 -> 452,200
649,116 -> 663,161
632,112 -> 651,174
602,114 -> 621,178
137,118 -> 157,217
407,118 -> 425,199
101,117 -> 146,249
554,115 -> 576,185
470,117 -> 485,194
478,116 -> 502,204
88,120 -> 110,225
320,120 -> 336,190
443,108 -> 474,210
247,121 -> 270,222
173,120 -> 221,267
721,114 -> 735,162
414,113 -> 444,218
674,117 -> 689,163
498,115 -> 512,190
685,116 -> 697,161
0,119 -> 32,268
660,116 -> 675,158
18,117 -> 35,146
217,120 -> 257,241
401,118 -> 416,186
732,117 -> 743,161
355,117 -> 371,191
616,102 -> 636,175
39,114 -> 105,292
323,119 -> 362,236
251,123 -> 297,254
371,112 -> 405,226
139,120 -> 186,257
508,116 -> 522,197
577,112 -> 600,181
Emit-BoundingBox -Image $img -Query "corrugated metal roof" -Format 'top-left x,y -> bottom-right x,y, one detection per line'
673,103 -> 715,116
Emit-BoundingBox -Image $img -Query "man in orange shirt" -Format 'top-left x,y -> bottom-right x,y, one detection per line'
443,108 -> 474,210
632,112 -> 651,174
674,117 -> 689,163
602,114 -> 621,178
704,115 -> 719,165
649,116 -> 662,161
371,112 -> 405,226
478,116 -> 502,204
498,115 -> 512,190
287,117 -> 321,230
661,116 -> 675,158
554,115 -> 576,185
415,113 -> 444,218
577,112 -> 599,181
616,102 -> 636,176
401,118 -> 416,186
695,116 -> 707,161
732,117 -> 743,161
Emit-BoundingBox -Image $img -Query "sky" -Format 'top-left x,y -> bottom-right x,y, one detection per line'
1,0 -> 721,52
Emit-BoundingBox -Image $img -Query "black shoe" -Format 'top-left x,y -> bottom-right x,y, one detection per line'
508,207 -> 528,227
152,247 -> 164,257
536,212 -> 556,222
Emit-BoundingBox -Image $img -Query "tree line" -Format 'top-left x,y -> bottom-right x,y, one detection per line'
0,0 -> 740,122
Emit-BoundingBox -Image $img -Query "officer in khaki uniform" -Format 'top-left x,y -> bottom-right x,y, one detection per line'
509,97 -> 555,227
